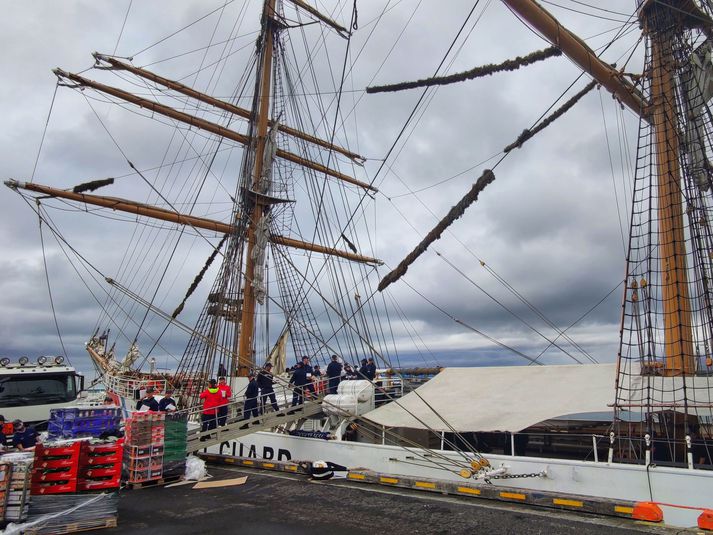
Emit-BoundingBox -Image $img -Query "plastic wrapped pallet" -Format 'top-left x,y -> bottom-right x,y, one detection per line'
11,492 -> 118,535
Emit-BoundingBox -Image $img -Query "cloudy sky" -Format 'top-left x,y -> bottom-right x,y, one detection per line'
0,0 -> 644,376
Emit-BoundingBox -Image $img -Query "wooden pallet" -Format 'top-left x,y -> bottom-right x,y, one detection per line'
126,474 -> 183,490
22,516 -> 117,534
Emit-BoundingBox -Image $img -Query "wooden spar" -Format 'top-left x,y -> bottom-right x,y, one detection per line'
237,0 -> 277,375
93,54 -> 364,163
643,7 -> 695,376
3,179 -> 381,265
269,234 -> 381,264
285,0 -> 349,37
500,0 -> 649,119
53,69 -> 376,192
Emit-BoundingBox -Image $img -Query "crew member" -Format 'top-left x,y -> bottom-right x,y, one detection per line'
313,364 -> 324,395
243,373 -> 260,423
301,356 -> 315,397
364,357 -> 377,381
257,363 -> 280,413
326,355 -> 342,395
199,379 -> 221,439
358,358 -> 369,379
12,419 -> 37,451
159,389 -> 178,412
290,361 -> 308,406
0,415 -> 7,451
217,376 -> 232,426
136,386 -> 159,411
343,364 -> 357,380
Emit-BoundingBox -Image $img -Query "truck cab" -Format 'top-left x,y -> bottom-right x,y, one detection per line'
0,356 -> 85,426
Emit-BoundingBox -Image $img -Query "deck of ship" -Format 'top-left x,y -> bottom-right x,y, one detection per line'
94,465 -> 683,534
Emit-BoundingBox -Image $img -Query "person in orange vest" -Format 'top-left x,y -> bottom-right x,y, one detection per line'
217,376 -> 232,426
199,379 -> 221,440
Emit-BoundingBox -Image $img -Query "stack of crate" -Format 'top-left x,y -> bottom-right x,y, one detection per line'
78,441 -> 122,491
31,442 -> 81,495
48,407 -> 121,440
2,452 -> 33,523
123,412 -> 165,484
162,412 -> 187,479
0,462 -> 10,522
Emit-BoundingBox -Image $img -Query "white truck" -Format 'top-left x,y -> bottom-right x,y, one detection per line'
0,356 -> 85,426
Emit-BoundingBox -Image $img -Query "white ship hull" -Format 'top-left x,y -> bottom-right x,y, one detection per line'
208,431 -> 713,528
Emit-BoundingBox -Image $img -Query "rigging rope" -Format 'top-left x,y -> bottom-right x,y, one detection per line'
37,201 -> 70,364
503,79 -> 597,153
378,169 -> 495,292
366,46 -> 562,94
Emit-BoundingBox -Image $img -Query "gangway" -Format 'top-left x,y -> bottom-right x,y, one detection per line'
184,375 -> 330,453
186,398 -> 325,453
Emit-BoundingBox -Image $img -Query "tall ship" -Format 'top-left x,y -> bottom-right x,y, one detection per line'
5,0 -> 713,528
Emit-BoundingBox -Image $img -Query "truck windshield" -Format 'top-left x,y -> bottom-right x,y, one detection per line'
0,374 -> 76,407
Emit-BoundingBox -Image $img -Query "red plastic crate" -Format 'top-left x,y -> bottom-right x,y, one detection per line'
80,464 -> 121,478
76,475 -> 120,491
83,443 -> 122,455
35,442 -> 82,459
34,458 -> 78,470
81,452 -> 122,465
32,466 -> 79,482
31,480 -> 77,495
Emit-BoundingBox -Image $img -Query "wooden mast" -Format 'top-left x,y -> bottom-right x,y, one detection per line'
640,0 -> 697,376
236,0 -> 278,376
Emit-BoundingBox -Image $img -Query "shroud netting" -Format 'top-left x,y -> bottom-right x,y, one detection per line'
615,1 -> 713,463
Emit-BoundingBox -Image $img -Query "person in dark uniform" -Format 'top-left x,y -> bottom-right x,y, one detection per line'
326,355 -> 342,395
257,363 -> 280,413
301,356 -> 315,397
364,357 -> 377,381
0,415 -> 7,451
301,356 -> 313,376
159,389 -> 177,412
358,358 -> 369,379
290,362 -> 308,406
691,426 -> 712,466
136,387 -> 159,411
242,373 -> 260,424
12,420 -> 37,451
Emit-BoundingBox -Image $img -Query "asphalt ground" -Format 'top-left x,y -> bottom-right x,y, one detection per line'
96,465 -> 691,535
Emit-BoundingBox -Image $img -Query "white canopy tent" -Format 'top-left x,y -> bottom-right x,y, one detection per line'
364,364 -> 617,433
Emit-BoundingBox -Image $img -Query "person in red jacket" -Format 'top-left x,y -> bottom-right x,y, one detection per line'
199,379 -> 221,440
217,376 -> 232,426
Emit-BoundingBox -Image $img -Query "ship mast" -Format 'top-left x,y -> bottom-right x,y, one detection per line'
502,0 -> 708,377
639,0 -> 696,376
236,0 -> 278,376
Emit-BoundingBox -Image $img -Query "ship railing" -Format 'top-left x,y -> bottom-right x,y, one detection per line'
104,373 -> 168,400
427,429 -> 712,470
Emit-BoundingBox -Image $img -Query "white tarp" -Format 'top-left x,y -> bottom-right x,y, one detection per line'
364,364 -> 617,433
